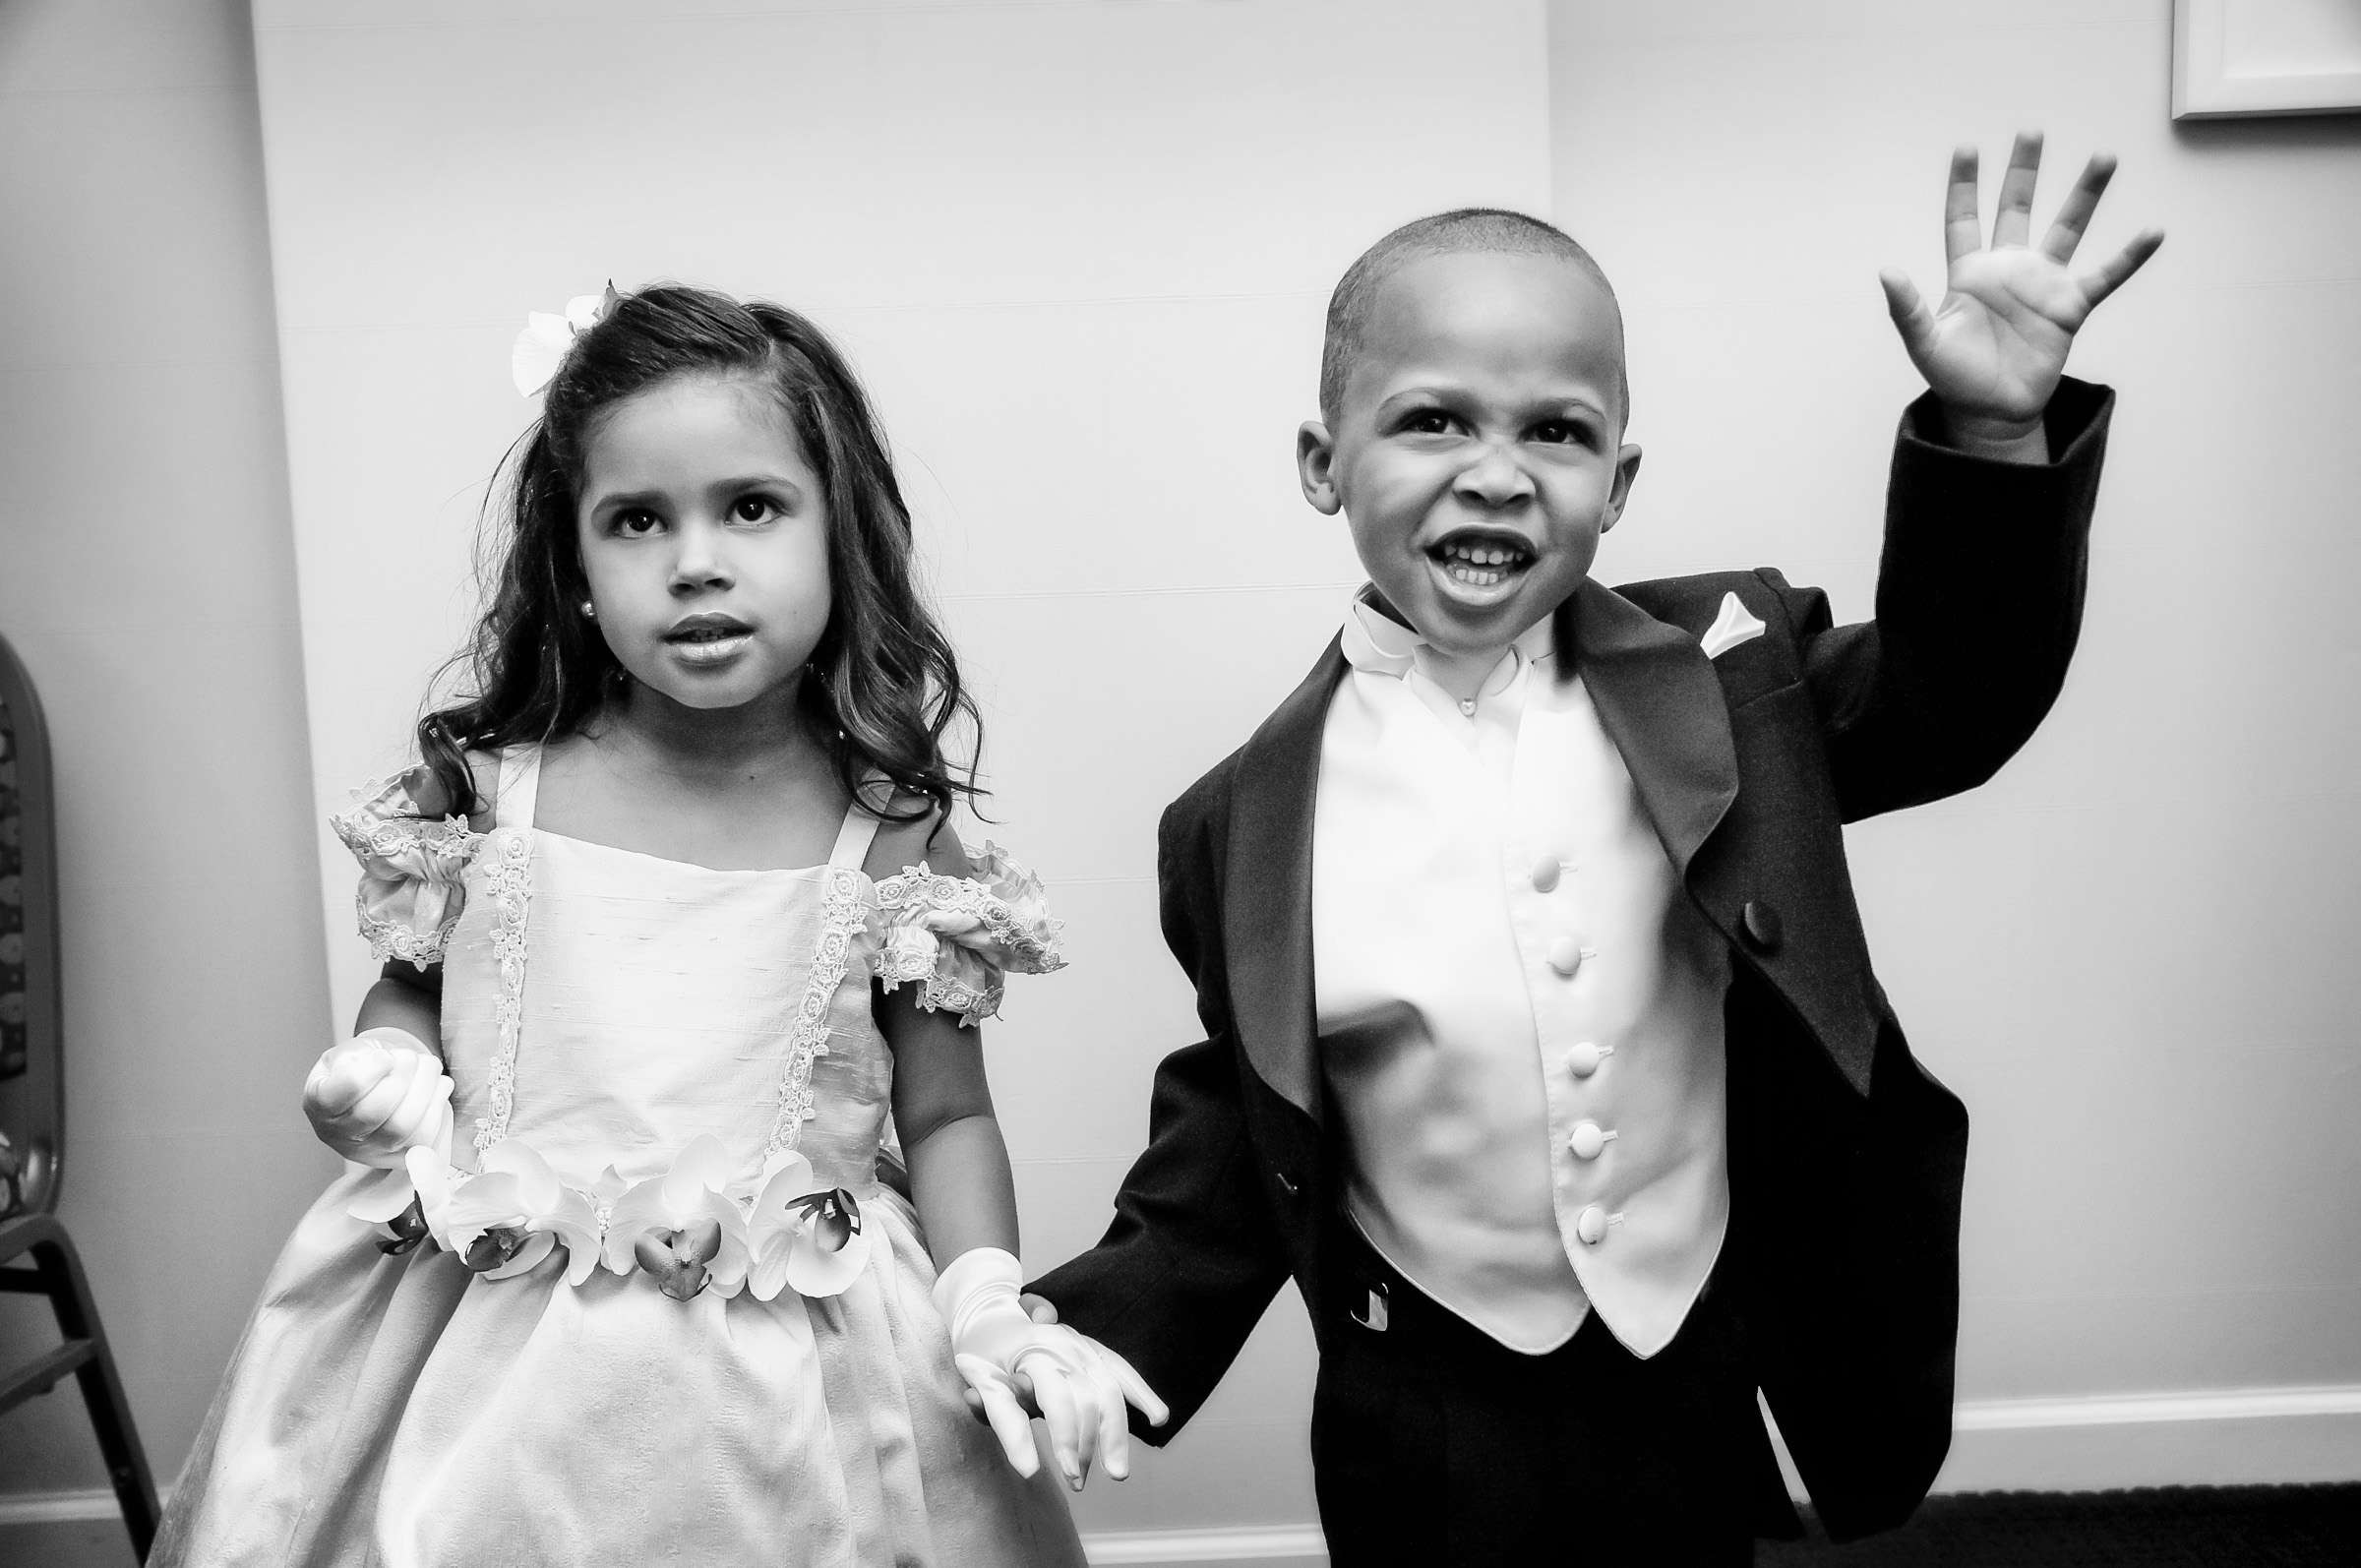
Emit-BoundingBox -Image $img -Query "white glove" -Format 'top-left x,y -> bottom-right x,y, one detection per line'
303,1028 -> 453,1168
933,1246 -> 1166,1486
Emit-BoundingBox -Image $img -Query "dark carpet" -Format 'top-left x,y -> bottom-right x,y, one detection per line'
1757,1484 -> 2361,1566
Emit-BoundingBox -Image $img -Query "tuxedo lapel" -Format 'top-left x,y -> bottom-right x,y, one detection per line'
1567,577 -> 1739,876
1220,637 -> 1344,1127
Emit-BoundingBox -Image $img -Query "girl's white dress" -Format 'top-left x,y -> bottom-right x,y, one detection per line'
152,747 -> 1087,1567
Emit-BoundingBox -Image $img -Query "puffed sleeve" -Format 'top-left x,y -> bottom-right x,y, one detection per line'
872,842 -> 1066,1026
329,770 -> 484,970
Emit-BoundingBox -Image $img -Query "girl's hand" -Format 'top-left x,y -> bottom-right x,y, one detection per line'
303,1028 -> 453,1168
1879,132 -> 2162,453
935,1248 -> 1168,1487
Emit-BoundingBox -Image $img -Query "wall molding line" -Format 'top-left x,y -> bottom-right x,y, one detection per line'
6,1386 -> 2358,1562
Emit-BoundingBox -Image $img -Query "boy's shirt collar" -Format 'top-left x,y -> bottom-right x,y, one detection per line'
1341,591 -> 1559,712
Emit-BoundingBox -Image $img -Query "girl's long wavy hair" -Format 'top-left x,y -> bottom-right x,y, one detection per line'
417,284 -> 981,825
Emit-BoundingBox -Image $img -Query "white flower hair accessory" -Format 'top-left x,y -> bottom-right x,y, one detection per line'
511,282 -> 621,396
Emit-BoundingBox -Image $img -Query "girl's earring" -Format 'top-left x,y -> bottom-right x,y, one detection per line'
580,600 -> 597,621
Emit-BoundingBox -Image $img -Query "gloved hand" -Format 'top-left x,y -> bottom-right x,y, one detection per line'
303,1027 -> 453,1168
933,1246 -> 1167,1487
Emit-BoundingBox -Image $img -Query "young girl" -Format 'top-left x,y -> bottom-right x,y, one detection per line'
152,284 -> 1159,1568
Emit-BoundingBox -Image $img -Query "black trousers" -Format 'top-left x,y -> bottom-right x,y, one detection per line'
1310,1222 -> 1795,1567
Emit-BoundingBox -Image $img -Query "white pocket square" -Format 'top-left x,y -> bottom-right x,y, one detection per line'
1700,591 -> 1766,659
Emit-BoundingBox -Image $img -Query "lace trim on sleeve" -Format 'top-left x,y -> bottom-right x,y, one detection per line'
331,774 -> 486,969
872,843 -> 1064,1028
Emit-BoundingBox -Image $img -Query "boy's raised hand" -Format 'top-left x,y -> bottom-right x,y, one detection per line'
1880,131 -> 2162,450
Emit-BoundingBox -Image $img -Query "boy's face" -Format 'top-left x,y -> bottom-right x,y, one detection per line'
1298,250 -> 1640,659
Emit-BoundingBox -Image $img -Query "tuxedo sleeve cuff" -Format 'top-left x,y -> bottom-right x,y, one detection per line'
1897,376 -> 2114,472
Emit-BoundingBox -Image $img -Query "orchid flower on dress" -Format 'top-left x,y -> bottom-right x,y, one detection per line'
398,1138 -> 581,1282
741,1150 -> 872,1302
469,1140 -> 604,1285
600,1134 -> 750,1300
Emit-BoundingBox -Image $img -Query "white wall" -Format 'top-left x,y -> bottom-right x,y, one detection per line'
0,0 -> 335,1503
1549,0 -> 2361,1488
248,0 -> 1550,1547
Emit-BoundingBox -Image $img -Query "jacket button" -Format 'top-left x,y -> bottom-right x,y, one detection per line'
1741,899 -> 1783,952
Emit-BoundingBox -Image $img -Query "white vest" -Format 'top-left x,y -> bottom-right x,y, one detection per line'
1312,600 -> 1730,1357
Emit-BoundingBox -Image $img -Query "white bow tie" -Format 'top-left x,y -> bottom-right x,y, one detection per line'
1339,598 -> 1556,712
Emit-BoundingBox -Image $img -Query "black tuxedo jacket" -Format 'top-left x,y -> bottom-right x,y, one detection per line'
1034,380 -> 2113,1540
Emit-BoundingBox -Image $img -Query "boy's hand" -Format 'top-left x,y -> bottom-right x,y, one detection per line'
1880,131 -> 2162,457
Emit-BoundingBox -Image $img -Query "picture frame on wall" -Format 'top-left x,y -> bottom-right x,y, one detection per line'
2173,0 -> 2361,118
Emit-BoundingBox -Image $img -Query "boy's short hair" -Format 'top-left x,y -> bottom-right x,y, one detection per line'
1318,208 -> 1629,430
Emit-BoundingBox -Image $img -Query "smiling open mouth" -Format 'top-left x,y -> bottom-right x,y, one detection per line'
1429,535 -> 1535,588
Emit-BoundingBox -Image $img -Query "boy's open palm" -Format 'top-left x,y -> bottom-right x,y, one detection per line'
1880,131 -> 2162,442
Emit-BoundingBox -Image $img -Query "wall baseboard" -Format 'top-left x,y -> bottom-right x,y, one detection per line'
1081,1525 -> 1329,1567
1938,1384 -> 2361,1492
0,1490 -> 1333,1568
7,1386 -> 2358,1566
0,1488 -> 128,1528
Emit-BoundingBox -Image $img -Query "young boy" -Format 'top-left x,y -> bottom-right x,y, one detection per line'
1032,135 -> 2158,1562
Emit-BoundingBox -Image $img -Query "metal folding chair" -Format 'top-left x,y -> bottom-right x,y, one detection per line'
0,629 -> 160,1560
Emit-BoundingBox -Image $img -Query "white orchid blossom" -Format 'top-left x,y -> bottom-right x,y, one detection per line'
467,1140 -> 603,1285
600,1134 -> 750,1301
743,1150 -> 873,1302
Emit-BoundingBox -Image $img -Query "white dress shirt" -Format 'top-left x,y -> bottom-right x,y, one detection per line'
1312,596 -> 1732,1357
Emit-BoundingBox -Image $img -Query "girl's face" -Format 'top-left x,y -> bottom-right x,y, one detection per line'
575,373 -> 832,715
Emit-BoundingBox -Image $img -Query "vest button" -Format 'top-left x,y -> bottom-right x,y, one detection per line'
1531,854 -> 1562,892
1575,1206 -> 1609,1245
1567,1041 -> 1606,1077
1568,1120 -> 1611,1160
1547,936 -> 1586,977
1741,899 -> 1784,952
